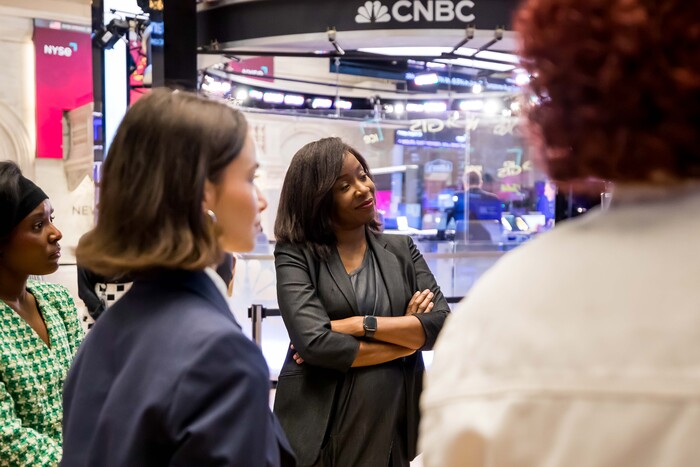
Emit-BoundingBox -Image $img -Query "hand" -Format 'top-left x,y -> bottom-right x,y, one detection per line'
405,289 -> 434,316
290,344 -> 304,365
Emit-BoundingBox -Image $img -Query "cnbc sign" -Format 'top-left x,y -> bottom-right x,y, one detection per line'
355,0 -> 475,24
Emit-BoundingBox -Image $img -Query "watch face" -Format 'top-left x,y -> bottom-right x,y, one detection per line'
364,315 -> 377,331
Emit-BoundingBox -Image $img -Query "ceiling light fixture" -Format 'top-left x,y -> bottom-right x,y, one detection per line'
327,27 -> 345,55
414,73 -> 439,86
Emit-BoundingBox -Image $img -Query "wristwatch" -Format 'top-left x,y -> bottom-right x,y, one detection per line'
363,315 -> 377,339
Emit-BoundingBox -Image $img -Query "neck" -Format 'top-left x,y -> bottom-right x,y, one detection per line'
0,270 -> 29,306
335,225 -> 367,251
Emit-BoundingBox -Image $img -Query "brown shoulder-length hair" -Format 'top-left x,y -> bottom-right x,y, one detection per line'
274,137 -> 381,260
76,89 -> 247,277
515,0 -> 700,182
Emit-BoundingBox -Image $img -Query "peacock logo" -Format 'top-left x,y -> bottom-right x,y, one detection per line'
355,1 -> 391,23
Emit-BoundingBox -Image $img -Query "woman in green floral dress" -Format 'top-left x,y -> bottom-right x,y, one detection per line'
0,161 -> 83,466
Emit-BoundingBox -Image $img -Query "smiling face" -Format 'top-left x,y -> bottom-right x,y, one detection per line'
331,152 -> 376,231
0,199 -> 62,276
205,135 -> 268,253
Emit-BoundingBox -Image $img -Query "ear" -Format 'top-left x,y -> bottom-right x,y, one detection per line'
202,179 -> 216,213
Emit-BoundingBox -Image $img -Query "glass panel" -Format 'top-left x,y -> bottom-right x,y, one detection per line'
241,106 -> 555,253
222,105 -> 563,374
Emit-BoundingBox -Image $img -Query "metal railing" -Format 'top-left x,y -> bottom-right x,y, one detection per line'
247,296 -> 464,347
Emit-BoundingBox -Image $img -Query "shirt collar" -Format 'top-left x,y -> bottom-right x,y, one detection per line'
204,267 -> 233,314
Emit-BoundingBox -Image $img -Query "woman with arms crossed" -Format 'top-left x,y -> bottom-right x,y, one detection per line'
274,137 -> 449,467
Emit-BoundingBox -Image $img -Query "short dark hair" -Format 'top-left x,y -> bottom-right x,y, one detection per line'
515,0 -> 700,182
464,170 -> 483,188
76,89 -> 248,276
0,161 -> 22,243
274,137 -> 381,259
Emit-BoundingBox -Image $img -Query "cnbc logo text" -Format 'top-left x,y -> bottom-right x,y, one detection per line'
355,1 -> 475,24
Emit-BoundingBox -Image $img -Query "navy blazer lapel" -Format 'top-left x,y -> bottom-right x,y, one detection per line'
368,234 -> 408,316
325,248 -> 360,315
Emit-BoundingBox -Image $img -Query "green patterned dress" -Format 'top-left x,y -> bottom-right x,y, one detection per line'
0,281 -> 84,466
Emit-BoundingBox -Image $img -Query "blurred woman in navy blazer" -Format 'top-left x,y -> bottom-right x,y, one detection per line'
61,89 -> 295,466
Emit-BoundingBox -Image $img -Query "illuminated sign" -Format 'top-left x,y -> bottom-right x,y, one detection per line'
361,118 -> 384,144
34,21 -> 92,159
355,1 -> 476,24
395,129 -> 466,148
408,114 -> 480,133
43,42 -> 77,57
229,57 -> 274,83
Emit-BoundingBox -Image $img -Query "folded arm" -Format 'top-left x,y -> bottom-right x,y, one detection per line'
331,314 -> 426,350
276,244 -> 360,371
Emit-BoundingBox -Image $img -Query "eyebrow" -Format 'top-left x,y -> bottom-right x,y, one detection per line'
336,165 -> 366,181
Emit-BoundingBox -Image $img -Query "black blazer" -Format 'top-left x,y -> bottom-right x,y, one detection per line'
273,233 -> 449,466
61,269 -> 295,467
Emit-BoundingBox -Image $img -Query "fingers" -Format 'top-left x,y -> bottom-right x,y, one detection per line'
415,290 -> 434,313
290,344 -> 304,365
406,289 -> 434,315
407,291 -> 421,308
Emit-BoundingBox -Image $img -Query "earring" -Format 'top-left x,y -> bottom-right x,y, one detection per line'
206,209 -> 218,223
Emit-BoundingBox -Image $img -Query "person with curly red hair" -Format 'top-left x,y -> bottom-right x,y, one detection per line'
420,1 -> 700,465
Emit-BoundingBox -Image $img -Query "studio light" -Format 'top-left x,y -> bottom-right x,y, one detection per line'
327,27 -> 345,55
93,18 -> 130,50
284,94 -> 305,106
405,103 -> 424,113
460,100 -> 484,111
414,73 -> 439,86
312,98 -> 333,109
235,89 -> 249,101
334,99 -> 352,110
263,92 -> 284,104
424,101 -> 447,113
483,99 -> 503,115
201,78 -> 231,95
